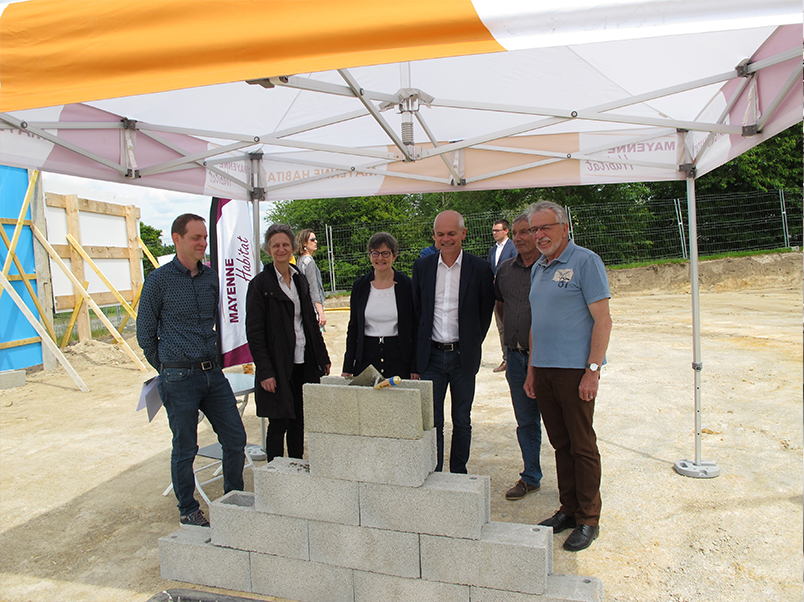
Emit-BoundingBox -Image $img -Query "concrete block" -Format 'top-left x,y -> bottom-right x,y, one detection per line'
309,521 -> 420,578
304,383 -> 424,439
0,369 -> 25,390
308,428 -> 436,487
421,522 -> 552,595
159,527 -> 250,592
253,458 -> 359,525
210,491 -> 309,560
251,552 -> 354,602
471,574 -> 603,602
360,472 -> 489,539
354,571 -> 469,602
316,376 -> 433,430
393,379 -> 434,430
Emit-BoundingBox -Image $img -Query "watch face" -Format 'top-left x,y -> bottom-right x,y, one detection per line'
588,363 -> 599,372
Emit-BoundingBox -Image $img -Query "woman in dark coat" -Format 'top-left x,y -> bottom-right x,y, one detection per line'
246,224 -> 331,462
342,232 -> 417,380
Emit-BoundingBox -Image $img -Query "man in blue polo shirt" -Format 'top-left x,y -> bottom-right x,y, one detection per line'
524,201 -> 612,552
138,213 -> 246,528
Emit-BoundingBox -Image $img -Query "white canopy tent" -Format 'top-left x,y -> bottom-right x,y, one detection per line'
1,0 -> 802,477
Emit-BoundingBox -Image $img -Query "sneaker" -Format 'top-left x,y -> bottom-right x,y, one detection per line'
180,509 -> 210,527
493,361 -> 507,373
505,479 -> 540,501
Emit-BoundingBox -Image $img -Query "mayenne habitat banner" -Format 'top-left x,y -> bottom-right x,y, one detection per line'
211,198 -> 255,367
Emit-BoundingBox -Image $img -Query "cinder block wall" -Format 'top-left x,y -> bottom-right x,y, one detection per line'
160,377 -> 603,602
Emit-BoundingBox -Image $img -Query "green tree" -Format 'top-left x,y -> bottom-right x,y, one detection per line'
140,222 -> 172,277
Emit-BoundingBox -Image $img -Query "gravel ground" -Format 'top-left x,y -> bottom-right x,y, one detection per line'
0,254 -> 801,602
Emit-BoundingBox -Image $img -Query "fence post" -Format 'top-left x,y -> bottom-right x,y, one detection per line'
325,224 -> 337,293
565,206 -> 574,241
779,190 -> 790,248
674,198 -> 688,259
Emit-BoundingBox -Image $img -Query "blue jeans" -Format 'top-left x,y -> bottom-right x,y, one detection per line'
506,348 -> 543,487
158,366 -> 246,515
421,347 -> 476,473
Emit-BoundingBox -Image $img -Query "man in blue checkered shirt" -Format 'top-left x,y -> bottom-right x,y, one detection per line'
138,213 -> 246,527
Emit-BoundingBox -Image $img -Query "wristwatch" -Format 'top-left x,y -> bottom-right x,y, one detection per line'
586,363 -> 600,372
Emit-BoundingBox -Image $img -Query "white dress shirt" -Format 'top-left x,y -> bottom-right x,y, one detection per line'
275,265 -> 306,364
494,239 -> 507,266
432,250 -> 462,343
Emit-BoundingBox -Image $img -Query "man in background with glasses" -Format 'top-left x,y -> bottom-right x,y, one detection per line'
524,201 -> 612,553
488,218 -> 517,372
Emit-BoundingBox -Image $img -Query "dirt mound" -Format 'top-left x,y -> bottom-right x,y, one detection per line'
608,251 -> 802,294
62,339 -> 131,367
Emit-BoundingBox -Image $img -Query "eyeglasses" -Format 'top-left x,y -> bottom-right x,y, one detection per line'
309,238 -> 317,242
528,223 -> 560,235
369,250 -> 393,258
492,228 -> 505,233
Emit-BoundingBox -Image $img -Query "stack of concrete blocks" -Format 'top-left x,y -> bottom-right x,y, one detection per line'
160,376 -> 602,602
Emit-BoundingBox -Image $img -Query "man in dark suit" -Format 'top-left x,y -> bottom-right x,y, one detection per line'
488,218 -> 517,372
412,210 -> 495,473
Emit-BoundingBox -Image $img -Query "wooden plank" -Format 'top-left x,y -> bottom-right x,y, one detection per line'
0,218 -> 33,226
66,233 -> 136,320
125,205 -> 143,294
0,270 -> 89,392
49,244 -> 131,260
0,336 -> 40,350
1,170 -> 39,281
60,281 -> 88,349
64,194 -> 91,341
31,223 -> 148,372
55,290 -> 135,311
138,236 -> 160,269
0,226 -> 57,342
45,192 -> 141,219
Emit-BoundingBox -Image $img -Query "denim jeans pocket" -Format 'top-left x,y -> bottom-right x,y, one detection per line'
162,367 -> 191,383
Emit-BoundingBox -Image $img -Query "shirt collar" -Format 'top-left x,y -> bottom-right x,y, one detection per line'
170,255 -> 205,276
438,249 -> 463,268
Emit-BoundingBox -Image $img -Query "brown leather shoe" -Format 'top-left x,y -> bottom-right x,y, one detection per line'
493,361 -> 507,373
505,478 -> 540,500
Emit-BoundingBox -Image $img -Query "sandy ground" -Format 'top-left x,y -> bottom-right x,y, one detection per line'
1,254 -> 802,602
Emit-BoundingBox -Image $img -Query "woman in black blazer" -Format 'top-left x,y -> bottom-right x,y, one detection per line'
342,232 -> 417,380
246,223 -> 331,462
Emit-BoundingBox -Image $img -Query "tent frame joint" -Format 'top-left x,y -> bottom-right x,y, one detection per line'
742,124 -> 759,137
250,187 -> 265,201
121,118 -> 138,130
735,58 -> 753,77
679,163 -> 696,178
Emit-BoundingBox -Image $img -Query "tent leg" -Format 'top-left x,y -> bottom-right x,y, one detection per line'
674,176 -> 720,478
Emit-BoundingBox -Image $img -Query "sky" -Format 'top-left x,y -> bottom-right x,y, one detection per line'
42,171 -> 273,245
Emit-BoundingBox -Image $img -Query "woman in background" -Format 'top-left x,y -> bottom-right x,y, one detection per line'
246,224 -> 330,462
342,232 -> 417,380
296,229 -> 327,328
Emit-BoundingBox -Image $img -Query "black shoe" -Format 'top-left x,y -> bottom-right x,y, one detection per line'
180,509 -> 210,527
538,510 -> 576,534
563,524 -> 599,552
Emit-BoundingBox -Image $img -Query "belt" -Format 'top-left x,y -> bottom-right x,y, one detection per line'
161,360 -> 216,371
365,336 -> 398,343
432,340 -> 459,352
508,347 -> 529,355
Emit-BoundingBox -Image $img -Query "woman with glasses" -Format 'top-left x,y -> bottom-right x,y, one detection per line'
342,232 -> 417,380
296,229 -> 327,328
246,224 -> 331,462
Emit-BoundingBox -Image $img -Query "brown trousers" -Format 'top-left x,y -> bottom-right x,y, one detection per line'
534,367 -> 601,526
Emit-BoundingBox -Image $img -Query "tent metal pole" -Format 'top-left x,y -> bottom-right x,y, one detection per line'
674,175 -> 720,479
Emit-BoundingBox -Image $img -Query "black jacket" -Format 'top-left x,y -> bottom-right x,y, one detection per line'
411,251 -> 495,375
342,269 -> 416,375
246,263 -> 330,418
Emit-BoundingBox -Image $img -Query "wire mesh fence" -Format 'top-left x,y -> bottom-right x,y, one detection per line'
317,189 -> 802,293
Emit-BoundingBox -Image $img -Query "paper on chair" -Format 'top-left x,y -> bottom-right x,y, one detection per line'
137,376 -> 162,422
